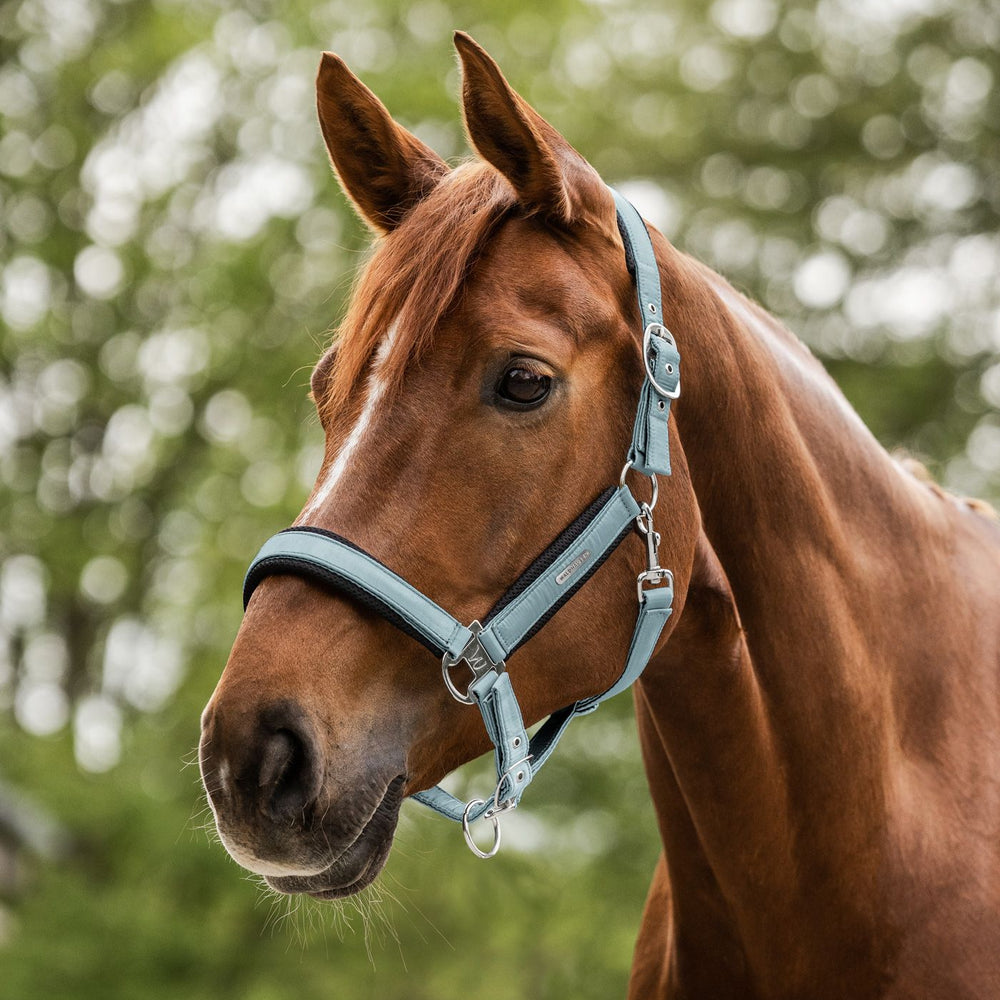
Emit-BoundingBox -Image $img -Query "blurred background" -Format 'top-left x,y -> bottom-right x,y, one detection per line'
1,0 -> 998,996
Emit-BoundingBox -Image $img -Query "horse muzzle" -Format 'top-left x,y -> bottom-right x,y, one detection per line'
198,697 -> 405,897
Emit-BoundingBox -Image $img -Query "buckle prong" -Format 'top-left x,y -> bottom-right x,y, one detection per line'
491,756 -> 532,813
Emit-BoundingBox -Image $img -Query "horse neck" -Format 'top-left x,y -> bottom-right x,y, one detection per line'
632,246 -> 928,990
653,247 -> 921,718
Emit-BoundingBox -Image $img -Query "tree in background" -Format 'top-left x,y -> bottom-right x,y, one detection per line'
0,0 -> 997,997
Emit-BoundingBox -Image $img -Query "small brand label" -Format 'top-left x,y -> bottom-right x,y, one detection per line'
460,639 -> 493,675
555,550 -> 591,585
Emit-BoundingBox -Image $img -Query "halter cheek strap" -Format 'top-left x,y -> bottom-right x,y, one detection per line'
242,189 -> 680,858
613,189 -> 680,478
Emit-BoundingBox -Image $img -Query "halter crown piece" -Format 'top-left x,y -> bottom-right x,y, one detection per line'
243,189 -> 681,858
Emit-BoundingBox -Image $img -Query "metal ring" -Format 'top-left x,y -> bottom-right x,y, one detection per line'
441,622 -> 504,707
442,655 -> 476,705
462,798 -> 501,859
642,323 -> 681,399
619,462 -> 659,512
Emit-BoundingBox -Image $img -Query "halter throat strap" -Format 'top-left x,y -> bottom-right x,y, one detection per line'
241,189 -> 680,857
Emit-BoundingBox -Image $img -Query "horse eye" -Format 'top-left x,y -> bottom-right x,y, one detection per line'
496,366 -> 552,408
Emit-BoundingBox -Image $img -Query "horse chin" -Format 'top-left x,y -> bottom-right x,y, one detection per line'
263,775 -> 405,901
265,839 -> 392,900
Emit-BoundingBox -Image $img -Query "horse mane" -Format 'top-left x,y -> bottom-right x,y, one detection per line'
697,259 -> 998,526
895,452 -> 997,520
322,161 -> 517,421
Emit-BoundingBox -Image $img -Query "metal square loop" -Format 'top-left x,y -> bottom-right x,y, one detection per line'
637,568 -> 674,605
441,620 -> 506,705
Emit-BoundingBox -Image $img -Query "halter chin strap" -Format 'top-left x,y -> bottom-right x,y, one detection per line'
242,189 -> 680,858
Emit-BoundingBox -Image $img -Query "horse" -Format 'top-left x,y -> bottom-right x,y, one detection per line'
198,32 -> 1000,998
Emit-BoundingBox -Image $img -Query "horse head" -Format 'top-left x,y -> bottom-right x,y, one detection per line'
199,33 -> 698,900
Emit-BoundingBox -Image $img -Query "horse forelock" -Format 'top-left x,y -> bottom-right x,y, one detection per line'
320,162 -> 518,423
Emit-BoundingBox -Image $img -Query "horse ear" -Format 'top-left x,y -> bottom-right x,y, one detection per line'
316,53 -> 449,234
454,32 -> 608,225
310,340 -> 338,404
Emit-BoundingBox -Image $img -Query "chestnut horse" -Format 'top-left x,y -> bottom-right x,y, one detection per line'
199,34 -> 1000,998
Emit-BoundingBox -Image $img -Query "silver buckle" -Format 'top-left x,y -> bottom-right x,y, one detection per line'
642,323 -> 680,399
638,567 -> 673,604
491,756 -> 531,814
442,621 -> 505,705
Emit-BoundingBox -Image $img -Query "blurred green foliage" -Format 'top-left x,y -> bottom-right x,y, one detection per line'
0,0 -> 998,996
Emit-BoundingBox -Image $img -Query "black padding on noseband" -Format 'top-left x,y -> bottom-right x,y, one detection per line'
244,489 -> 634,664
243,527 -> 442,656
483,486 -> 632,656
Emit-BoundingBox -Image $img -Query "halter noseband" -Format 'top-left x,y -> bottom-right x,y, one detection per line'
242,189 -> 681,858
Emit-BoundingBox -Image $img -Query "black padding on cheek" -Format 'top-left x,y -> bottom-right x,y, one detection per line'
242,529 -> 443,657
482,486 -> 628,656
503,519 -> 632,657
617,212 -> 639,283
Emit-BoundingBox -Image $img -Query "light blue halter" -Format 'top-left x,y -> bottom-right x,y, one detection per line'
243,190 -> 681,858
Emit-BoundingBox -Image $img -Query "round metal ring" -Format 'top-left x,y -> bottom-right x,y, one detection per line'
462,798 -> 502,859
620,462 -> 659,513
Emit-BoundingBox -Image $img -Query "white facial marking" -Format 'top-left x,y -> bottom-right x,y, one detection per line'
301,319 -> 401,520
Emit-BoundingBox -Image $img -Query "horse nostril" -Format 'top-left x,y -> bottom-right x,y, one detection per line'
257,727 -> 319,820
